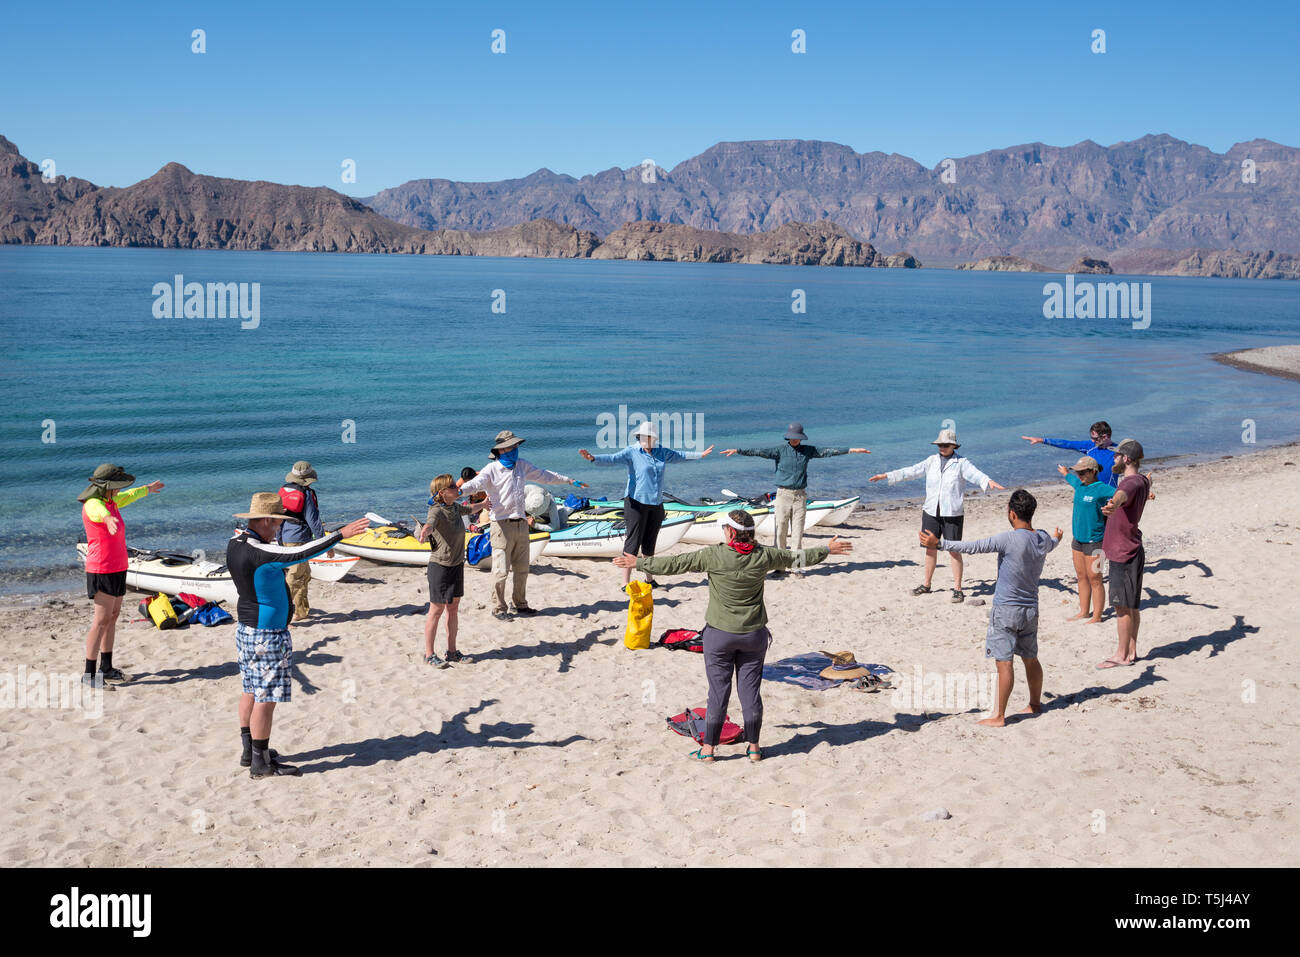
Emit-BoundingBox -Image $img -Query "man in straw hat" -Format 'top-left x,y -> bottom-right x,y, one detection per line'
870,428 -> 1005,603
580,420 -> 714,590
277,460 -> 326,621
77,464 -> 165,685
1098,439 -> 1151,669
459,430 -> 588,620
920,489 -> 1062,727
722,422 -> 870,554
226,493 -> 369,778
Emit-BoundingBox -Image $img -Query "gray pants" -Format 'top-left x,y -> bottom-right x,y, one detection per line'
774,487 -> 807,550
702,625 -> 770,745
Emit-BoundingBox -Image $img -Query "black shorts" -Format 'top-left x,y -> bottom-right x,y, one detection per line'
921,511 -> 964,543
86,571 -> 127,600
1108,546 -> 1145,609
1071,538 -> 1104,555
623,497 -> 666,556
426,562 -> 465,604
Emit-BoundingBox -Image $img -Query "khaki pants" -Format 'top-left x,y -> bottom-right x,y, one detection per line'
490,519 -> 531,613
286,560 -> 312,619
774,487 -> 807,550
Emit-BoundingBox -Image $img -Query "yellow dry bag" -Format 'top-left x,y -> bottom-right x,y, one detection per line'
623,581 -> 653,650
147,592 -> 180,630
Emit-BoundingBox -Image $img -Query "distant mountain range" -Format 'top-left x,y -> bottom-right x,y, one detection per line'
365,136 -> 1300,265
4,133 -> 1298,276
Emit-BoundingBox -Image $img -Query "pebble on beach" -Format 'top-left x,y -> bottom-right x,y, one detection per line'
923,808 -> 952,821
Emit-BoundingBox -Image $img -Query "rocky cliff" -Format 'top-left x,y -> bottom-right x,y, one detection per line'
956,256 -> 1052,272
589,220 -> 896,266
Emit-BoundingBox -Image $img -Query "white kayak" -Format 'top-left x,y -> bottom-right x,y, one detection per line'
543,513 -> 694,558
804,496 -> 860,528
77,543 -> 238,605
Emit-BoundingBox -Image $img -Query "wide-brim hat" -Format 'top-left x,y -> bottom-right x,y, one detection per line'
1072,455 -> 1101,473
77,463 -> 134,501
784,422 -> 808,441
233,492 -> 290,521
492,429 -> 525,452
285,460 -> 318,485
931,429 -> 960,448
633,422 -> 659,441
818,649 -> 872,680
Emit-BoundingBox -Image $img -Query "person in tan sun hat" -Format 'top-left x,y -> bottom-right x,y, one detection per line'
78,463 -> 166,686
226,493 -> 369,779
277,460 -> 325,621
870,428 -> 1005,603
459,430 -> 589,620
1055,455 -> 1117,624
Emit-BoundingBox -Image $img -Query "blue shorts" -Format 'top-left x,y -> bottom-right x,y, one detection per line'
236,623 -> 293,703
984,605 -> 1039,661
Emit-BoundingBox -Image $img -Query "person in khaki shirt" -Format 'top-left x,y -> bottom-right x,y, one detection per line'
417,474 -> 479,668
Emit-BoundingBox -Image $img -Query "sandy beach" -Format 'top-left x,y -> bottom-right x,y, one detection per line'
2,441 -> 1298,868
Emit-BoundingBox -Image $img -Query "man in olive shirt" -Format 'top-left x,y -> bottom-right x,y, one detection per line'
723,422 -> 870,551
614,511 -> 852,762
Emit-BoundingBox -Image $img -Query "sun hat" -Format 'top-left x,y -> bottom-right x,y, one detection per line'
818,650 -> 873,681
784,422 -> 809,442
492,429 -> 526,452
931,428 -> 960,448
1116,438 -> 1144,462
284,460 -> 318,486
233,492 -> 290,521
1072,456 -> 1101,472
632,422 -> 659,441
77,463 -> 134,502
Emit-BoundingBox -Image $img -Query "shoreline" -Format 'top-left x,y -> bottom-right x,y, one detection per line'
8,437 -> 1296,610
1211,346 -> 1300,383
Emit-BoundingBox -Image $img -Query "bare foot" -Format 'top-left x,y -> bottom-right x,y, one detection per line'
977,716 -> 1006,727
1085,616 -> 1104,625
1095,658 -> 1127,670
1067,611 -> 1090,622
1019,703 -> 1043,715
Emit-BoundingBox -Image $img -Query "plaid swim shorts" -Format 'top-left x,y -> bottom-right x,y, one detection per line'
235,623 -> 293,703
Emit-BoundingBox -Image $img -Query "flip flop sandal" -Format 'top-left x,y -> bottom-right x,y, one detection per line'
746,747 -> 761,761
689,748 -> 715,761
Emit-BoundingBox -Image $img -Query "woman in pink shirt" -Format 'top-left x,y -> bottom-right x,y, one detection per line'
79,464 -> 165,684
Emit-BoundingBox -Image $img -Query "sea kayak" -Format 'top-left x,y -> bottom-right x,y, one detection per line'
76,543 -> 238,604
542,513 -> 694,558
335,522 -> 550,567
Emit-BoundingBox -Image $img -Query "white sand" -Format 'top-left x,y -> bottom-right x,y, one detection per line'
2,445 -> 1298,867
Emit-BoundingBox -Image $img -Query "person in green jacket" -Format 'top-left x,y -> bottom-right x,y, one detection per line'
614,510 -> 852,763
1056,456 -> 1116,624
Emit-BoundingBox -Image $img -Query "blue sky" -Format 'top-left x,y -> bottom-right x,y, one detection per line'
3,0 -> 1296,195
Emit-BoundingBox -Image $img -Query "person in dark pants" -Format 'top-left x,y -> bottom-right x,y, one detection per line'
277,460 -> 325,621
614,510 -> 852,762
581,421 -> 713,590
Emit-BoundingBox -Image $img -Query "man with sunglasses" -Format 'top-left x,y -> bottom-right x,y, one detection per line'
1020,421 -> 1116,477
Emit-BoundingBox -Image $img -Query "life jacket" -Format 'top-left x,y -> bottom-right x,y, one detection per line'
278,483 -> 314,521
657,628 -> 703,653
666,707 -> 744,745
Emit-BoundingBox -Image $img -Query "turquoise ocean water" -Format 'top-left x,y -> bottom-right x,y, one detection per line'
2,246 -> 1299,594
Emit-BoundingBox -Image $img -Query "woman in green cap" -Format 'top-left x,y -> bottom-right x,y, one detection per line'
79,464 -> 165,683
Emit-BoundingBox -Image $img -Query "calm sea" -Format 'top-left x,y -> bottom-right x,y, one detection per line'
2,246 -> 1299,594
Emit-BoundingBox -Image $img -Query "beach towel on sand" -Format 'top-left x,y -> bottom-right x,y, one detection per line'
666,707 -> 744,745
763,653 -> 894,691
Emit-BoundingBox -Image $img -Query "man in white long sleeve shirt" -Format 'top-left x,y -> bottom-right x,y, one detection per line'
459,430 -> 587,619
870,428 -> 1005,602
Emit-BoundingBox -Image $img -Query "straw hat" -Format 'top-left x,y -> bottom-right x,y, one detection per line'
233,492 -> 290,521
492,430 -> 526,452
818,650 -> 873,680
77,463 -> 134,502
284,460 -> 318,486
931,428 -> 960,448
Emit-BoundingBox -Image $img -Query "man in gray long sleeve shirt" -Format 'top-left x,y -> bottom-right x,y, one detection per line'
920,489 -> 1063,728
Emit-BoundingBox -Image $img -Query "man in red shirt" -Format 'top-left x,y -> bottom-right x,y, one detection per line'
1098,440 -> 1149,669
